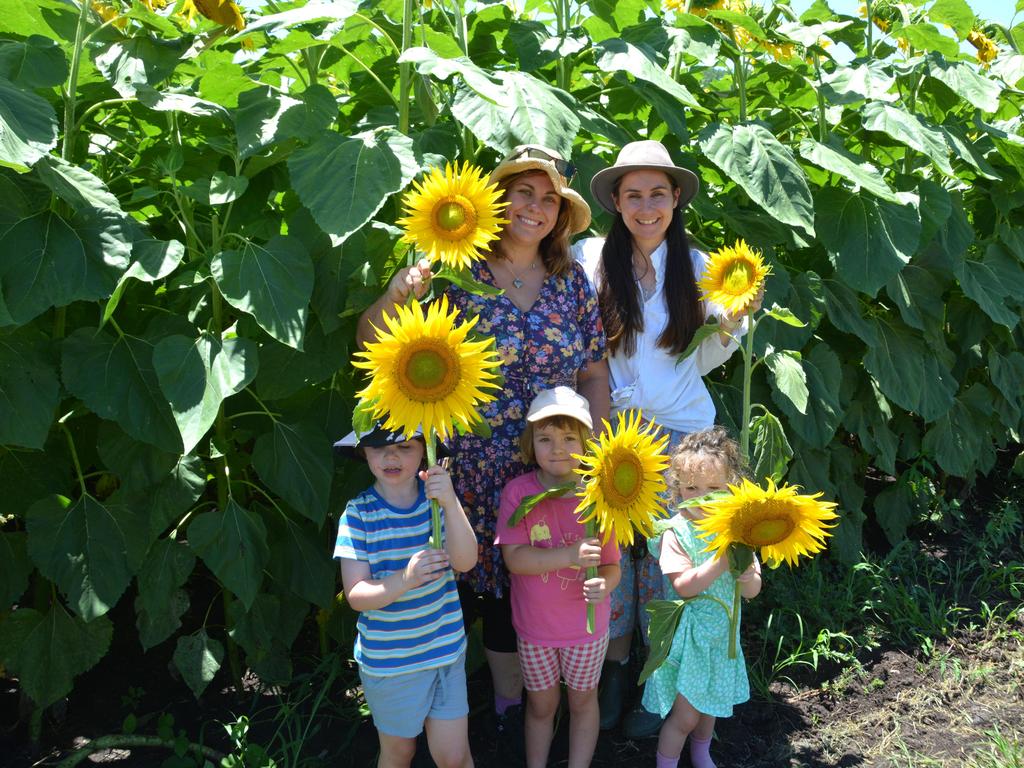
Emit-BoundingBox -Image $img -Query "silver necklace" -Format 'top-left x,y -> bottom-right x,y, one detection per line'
505,258 -> 538,289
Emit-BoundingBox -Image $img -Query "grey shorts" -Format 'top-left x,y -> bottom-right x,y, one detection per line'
360,654 -> 468,738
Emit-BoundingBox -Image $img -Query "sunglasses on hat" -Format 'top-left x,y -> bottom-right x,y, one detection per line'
508,146 -> 577,182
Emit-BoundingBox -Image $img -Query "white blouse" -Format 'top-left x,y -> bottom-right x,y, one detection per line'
572,237 -> 746,434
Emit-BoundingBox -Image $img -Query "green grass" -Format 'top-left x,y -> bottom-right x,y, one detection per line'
745,488 -> 1024,695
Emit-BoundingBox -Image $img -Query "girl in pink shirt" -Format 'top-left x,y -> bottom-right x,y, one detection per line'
495,387 -> 622,768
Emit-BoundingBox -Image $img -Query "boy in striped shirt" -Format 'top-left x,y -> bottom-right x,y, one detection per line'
334,423 -> 477,768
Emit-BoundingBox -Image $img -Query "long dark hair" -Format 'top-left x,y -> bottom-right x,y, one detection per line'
597,195 -> 703,356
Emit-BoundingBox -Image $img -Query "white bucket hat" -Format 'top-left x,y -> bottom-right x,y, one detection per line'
526,386 -> 593,430
589,140 -> 700,215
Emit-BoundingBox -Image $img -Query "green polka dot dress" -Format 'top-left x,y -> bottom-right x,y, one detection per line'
642,519 -> 750,718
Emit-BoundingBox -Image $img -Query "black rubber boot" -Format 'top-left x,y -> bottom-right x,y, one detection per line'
598,661 -> 628,731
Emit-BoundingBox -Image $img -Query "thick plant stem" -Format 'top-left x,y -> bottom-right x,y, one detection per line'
865,0 -> 874,52
813,55 -> 827,143
734,52 -> 747,123
399,0 -> 414,133
739,308 -> 756,465
58,735 -> 224,767
426,431 -> 443,549
555,0 -> 571,91
208,261 -> 242,695
62,0 -> 92,163
726,579 -> 742,660
585,520 -> 597,634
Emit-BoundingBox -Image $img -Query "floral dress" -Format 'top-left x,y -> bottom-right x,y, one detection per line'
445,260 -> 605,597
642,518 -> 750,718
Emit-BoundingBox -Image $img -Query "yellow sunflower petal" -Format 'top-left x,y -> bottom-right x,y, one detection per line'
968,30 -> 998,67
397,161 -> 509,271
181,0 -> 245,31
697,239 -> 771,317
353,296 -> 503,441
693,478 -> 839,568
574,410 -> 671,548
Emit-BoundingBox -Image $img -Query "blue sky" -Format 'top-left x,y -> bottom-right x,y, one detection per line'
789,0 -> 1018,25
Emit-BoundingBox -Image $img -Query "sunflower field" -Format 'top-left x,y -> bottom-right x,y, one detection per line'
1,0 -> 1022,741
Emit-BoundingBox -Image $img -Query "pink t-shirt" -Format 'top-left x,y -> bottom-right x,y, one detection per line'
495,471 -> 621,647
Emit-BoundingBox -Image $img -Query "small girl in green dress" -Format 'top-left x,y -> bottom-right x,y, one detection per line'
643,427 -> 762,768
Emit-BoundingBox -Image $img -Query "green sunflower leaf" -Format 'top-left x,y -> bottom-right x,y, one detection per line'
508,482 -> 577,528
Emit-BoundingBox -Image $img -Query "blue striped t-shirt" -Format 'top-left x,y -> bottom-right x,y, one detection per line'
334,484 -> 466,677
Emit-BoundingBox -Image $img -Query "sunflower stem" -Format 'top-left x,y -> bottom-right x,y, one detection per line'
585,519 -> 597,635
727,578 -> 742,660
739,307 -> 756,465
399,0 -> 414,134
425,430 -> 443,549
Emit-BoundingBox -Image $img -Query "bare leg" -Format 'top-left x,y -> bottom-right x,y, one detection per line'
656,694 -> 700,760
524,685 -> 560,768
485,648 -> 524,700
693,714 -> 715,741
377,732 -> 417,768
566,687 -> 599,768
425,716 -> 474,768
604,632 -> 632,663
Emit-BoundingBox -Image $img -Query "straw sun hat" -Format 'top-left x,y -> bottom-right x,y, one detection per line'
489,144 -> 592,234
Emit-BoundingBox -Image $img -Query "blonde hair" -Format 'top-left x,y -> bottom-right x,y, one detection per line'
519,415 -> 592,465
492,170 -> 574,276
668,426 -> 746,500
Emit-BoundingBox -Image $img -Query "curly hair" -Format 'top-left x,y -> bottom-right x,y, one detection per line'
668,426 -> 746,498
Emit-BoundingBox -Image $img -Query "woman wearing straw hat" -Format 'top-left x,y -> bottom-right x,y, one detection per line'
572,140 -> 760,742
357,145 -> 610,759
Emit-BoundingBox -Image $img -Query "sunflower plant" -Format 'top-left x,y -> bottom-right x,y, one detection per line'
574,410 -> 671,632
353,296 -> 503,546
641,478 -> 837,677
687,240 -> 804,471
693,478 -> 838,657
397,161 -> 508,295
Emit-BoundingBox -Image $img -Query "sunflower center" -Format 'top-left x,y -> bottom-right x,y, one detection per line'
722,259 -> 755,294
601,449 -> 644,508
396,340 -> 461,402
743,515 -> 795,547
432,195 -> 478,241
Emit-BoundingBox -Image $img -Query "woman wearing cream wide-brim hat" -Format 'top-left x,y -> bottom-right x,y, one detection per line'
357,144 -> 610,756
572,139 -> 761,745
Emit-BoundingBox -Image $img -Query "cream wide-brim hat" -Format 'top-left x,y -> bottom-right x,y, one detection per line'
589,140 -> 700,215
525,386 -> 593,430
489,145 -> 592,235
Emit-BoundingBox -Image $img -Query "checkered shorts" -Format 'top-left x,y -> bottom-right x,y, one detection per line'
517,633 -> 609,692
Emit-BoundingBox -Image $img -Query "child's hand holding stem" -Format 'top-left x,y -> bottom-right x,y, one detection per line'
571,537 -> 602,569
402,549 -> 450,589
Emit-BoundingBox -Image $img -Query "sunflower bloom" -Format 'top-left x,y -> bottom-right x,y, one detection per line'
968,30 -> 998,67
575,410 -> 671,548
354,296 -> 503,441
397,162 -> 509,271
694,478 -> 839,568
181,0 -> 245,31
664,0 -> 685,11
698,239 -> 771,317
762,40 -> 796,61
140,0 -> 168,9
91,1 -> 129,29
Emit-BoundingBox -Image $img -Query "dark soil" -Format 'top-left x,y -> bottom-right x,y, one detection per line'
4,615 -> 1022,768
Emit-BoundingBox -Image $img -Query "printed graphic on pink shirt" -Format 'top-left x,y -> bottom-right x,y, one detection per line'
496,471 -> 620,647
